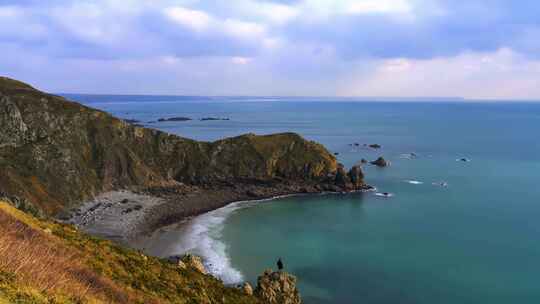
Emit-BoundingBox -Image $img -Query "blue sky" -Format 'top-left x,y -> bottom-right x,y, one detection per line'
2,0 -> 540,99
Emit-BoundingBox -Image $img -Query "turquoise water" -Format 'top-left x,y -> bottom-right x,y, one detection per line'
68,95 -> 540,303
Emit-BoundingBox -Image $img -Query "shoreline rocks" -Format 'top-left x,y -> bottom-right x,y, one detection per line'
255,269 -> 301,304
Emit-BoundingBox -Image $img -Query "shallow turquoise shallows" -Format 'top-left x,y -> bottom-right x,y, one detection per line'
68,94 -> 540,304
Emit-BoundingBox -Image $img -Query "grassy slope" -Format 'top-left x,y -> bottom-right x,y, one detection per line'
0,201 -> 258,304
0,76 -> 337,216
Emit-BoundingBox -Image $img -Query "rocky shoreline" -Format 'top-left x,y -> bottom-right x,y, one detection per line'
67,177 -> 374,247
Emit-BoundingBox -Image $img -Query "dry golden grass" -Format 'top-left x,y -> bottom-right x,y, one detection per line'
0,201 -> 258,304
0,207 -> 134,303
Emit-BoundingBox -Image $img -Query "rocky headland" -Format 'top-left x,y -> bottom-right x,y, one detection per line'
0,76 -> 371,238
0,76 -> 374,302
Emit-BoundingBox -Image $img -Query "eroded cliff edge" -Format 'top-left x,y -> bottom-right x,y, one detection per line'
0,76 -> 368,223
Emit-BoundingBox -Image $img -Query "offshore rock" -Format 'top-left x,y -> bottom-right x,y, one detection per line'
371,156 -> 388,167
255,269 -> 301,304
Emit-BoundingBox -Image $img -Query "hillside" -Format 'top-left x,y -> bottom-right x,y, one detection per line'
0,76 -> 345,216
0,200 -> 262,303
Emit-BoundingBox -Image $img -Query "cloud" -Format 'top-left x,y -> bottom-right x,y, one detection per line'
2,0 -> 540,98
340,49 -> 540,99
231,56 -> 253,64
164,7 -> 212,32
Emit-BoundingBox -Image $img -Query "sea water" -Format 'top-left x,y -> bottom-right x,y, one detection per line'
67,95 -> 540,304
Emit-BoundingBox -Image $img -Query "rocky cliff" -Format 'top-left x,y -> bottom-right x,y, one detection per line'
0,77 -> 358,216
255,269 -> 301,304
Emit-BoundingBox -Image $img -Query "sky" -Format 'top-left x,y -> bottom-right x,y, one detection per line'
2,0 -> 540,99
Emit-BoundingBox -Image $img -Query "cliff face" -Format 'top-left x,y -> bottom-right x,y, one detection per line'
0,77 -> 341,215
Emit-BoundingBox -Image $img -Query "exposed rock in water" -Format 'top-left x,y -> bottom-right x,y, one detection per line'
124,119 -> 140,124
332,163 -> 366,191
157,117 -> 192,122
255,269 -> 301,304
360,158 -> 368,164
370,157 -> 388,167
348,165 -> 364,187
368,144 -> 382,149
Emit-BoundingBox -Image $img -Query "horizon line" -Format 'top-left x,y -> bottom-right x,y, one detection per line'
57,93 -> 540,103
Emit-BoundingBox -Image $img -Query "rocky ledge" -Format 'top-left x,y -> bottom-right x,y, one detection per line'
255,269 -> 301,304
168,253 -> 301,304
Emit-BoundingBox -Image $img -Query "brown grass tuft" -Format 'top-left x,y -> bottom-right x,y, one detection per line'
0,209 -> 133,303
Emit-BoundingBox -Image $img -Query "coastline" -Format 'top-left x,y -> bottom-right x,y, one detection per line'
67,181 -> 374,283
68,181 -> 374,245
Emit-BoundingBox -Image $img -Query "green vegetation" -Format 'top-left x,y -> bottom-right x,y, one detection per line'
0,201 -> 259,304
0,76 -> 337,217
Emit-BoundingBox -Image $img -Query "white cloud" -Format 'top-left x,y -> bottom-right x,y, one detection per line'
295,0 -> 414,20
223,19 -> 266,38
340,48 -> 540,99
381,58 -> 412,71
0,6 -> 21,18
231,56 -> 252,64
0,5 -> 48,40
256,2 -> 299,24
163,5 -> 267,42
346,0 -> 412,14
164,7 -> 212,32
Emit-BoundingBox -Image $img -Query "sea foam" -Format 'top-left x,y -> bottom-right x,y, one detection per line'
173,195 -> 294,285
176,202 -> 247,284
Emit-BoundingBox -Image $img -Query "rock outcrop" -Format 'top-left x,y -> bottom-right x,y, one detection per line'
333,164 -> 367,191
255,269 -> 301,304
181,254 -> 207,274
348,165 -> 364,187
242,282 -> 254,296
0,77 -> 346,215
371,157 -> 388,167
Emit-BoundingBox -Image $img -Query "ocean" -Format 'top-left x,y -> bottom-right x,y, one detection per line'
66,94 -> 540,304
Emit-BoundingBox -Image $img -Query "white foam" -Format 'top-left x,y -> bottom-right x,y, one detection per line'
375,192 -> 394,197
399,153 -> 418,159
169,195 -> 295,285
405,180 -> 423,185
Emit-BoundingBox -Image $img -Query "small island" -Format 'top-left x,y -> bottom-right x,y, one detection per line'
157,116 -> 192,122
